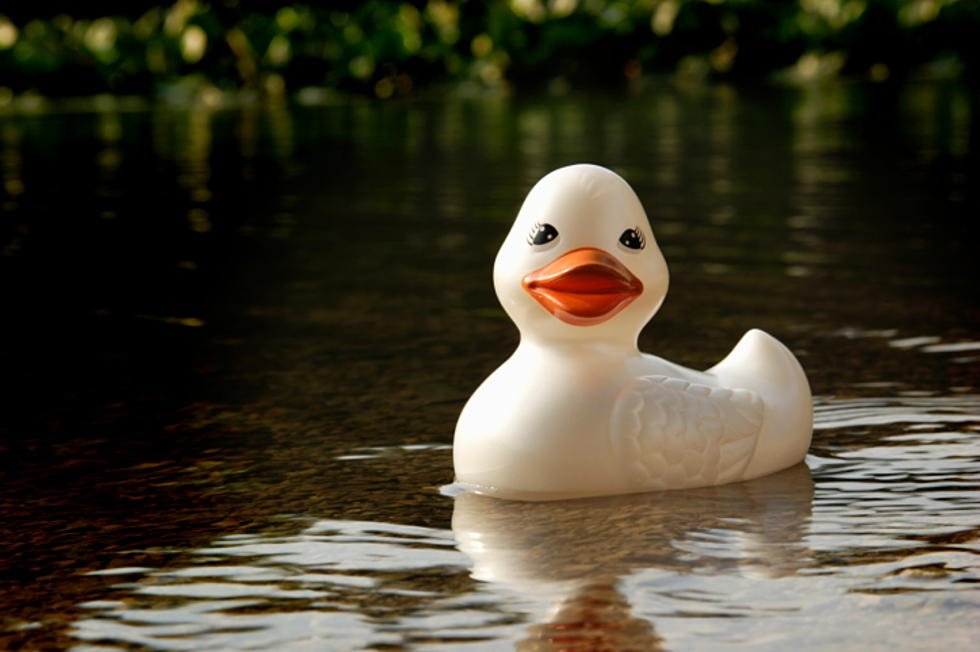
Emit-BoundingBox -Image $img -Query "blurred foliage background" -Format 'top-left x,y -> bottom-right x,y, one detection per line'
0,0 -> 977,104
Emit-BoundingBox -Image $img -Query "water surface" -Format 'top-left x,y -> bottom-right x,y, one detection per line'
1,81 -> 978,649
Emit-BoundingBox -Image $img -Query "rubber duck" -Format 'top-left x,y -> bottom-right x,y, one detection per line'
454,164 -> 812,500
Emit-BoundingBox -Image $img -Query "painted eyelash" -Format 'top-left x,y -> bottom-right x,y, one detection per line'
526,221 -> 541,245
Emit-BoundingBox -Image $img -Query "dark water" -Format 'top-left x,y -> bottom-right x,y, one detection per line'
1,81 -> 978,650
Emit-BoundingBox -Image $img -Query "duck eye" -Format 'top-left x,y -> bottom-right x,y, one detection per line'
619,227 -> 645,250
527,222 -> 559,246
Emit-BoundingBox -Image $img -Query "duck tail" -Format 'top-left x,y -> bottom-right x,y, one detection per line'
708,329 -> 813,479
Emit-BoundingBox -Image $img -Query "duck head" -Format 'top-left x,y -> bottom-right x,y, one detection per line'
494,164 -> 668,348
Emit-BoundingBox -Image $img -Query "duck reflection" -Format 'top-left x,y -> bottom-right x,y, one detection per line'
515,579 -> 664,651
452,464 -> 813,650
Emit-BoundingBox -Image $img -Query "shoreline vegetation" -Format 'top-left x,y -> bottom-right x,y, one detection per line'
1,0 -> 976,108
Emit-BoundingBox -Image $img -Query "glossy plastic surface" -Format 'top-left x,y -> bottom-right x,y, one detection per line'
453,164 -> 813,500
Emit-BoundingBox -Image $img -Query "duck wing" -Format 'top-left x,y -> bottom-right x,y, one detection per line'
610,376 -> 764,491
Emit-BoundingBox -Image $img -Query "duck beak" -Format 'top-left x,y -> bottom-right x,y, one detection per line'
522,247 -> 643,326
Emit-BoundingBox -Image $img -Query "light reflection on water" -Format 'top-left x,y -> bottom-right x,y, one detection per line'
71,394 -> 980,650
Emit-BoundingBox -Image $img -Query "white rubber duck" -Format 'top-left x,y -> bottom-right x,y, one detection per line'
454,164 -> 813,501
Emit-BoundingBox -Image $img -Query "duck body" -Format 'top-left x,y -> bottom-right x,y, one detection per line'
453,164 -> 812,501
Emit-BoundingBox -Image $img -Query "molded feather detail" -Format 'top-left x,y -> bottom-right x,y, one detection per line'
610,375 -> 764,491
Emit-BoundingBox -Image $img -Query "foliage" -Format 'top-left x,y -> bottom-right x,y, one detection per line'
0,0 -> 976,100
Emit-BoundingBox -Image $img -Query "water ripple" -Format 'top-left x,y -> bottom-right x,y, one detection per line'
72,521 -> 505,650
72,397 -> 980,650
814,395 -> 980,429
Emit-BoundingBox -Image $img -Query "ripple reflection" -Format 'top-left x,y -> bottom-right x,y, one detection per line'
73,521 -> 484,650
70,394 -> 980,650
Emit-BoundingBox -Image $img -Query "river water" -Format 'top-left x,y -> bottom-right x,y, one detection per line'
1,81 -> 978,650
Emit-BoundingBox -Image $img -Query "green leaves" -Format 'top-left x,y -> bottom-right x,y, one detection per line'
0,1 -> 975,100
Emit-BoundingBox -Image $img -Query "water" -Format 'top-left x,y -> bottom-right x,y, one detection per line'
1,81 -> 978,650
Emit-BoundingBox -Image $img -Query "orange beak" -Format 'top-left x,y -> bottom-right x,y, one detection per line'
522,247 -> 643,326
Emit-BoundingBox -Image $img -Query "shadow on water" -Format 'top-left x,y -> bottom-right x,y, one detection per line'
0,80 -> 979,649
